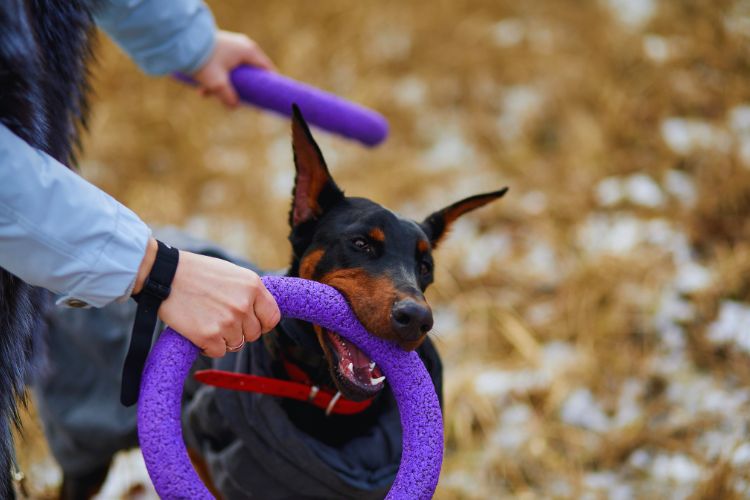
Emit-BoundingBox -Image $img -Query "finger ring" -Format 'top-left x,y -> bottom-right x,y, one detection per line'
225,338 -> 245,352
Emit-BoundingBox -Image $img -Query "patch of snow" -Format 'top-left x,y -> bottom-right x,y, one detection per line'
440,471 -> 484,497
271,167 -> 295,199
204,146 -> 248,174
732,443 -> 750,466
93,450 -> 157,500
490,403 -> 533,451
625,174 -> 665,207
474,368 -> 547,398
519,190 -> 548,214
605,0 -> 656,28
661,118 -> 731,155
651,453 -> 703,484
629,449 -> 651,469
560,388 -> 610,432
423,126 -> 476,170
461,231 -> 512,278
664,170 -> 697,207
614,379 -> 643,427
497,86 -> 544,143
577,213 -> 644,255
540,341 -> 581,375
368,28 -> 412,62
584,471 -> 617,490
643,34 -> 670,63
729,105 -> 750,168
667,373 -> 749,415
523,241 -> 559,278
492,18 -> 526,47
525,301 -> 555,327
729,105 -> 750,136
708,301 -> 750,353
267,136 -> 293,174
28,456 -> 61,493
393,76 -> 428,107
595,174 -> 665,207
673,261 -> 712,293
653,289 -> 693,350
432,306 -> 462,340
595,177 -> 625,206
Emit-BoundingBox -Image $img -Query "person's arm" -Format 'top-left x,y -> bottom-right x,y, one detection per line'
94,0 -> 217,77
95,0 -> 274,107
0,124 -> 280,355
0,124 -> 150,307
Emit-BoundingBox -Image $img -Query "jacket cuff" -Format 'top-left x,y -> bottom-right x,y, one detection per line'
56,205 -> 151,308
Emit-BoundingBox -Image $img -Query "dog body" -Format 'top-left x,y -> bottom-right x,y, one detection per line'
41,108 -> 505,498
181,108 -> 506,498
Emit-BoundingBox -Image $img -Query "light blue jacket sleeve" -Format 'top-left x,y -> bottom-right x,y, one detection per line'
95,0 -> 217,76
0,124 -> 151,308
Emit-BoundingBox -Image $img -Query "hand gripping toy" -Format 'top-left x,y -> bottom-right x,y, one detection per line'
177,65 -> 389,146
137,276 -> 444,499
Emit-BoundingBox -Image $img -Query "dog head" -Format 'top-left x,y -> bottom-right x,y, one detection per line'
287,105 -> 507,400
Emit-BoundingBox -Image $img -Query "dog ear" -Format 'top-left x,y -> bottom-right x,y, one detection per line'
420,188 -> 508,248
289,104 -> 344,227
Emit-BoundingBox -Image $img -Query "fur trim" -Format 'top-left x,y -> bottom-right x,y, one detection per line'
0,0 -> 97,495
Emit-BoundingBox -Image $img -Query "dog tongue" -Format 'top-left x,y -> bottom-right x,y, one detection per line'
330,331 -> 384,387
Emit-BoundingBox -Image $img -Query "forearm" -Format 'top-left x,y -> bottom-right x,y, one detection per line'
94,0 -> 217,76
0,124 -> 151,307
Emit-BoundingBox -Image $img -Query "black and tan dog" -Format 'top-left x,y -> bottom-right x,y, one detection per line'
48,106 -> 506,499
180,106 -> 507,498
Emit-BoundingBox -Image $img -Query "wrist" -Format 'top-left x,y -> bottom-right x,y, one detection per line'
133,237 -> 159,295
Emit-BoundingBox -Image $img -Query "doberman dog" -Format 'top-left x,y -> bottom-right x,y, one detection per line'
281,104 -> 506,400
55,105 -> 507,498
182,105 -> 507,496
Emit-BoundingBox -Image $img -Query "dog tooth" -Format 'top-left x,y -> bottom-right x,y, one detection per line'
369,361 -> 376,371
347,362 -> 353,373
370,375 -> 386,385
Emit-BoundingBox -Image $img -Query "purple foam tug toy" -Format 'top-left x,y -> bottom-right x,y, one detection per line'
176,65 -> 389,147
137,276 -> 444,499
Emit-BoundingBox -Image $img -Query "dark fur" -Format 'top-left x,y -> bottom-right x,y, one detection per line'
0,1 -> 97,496
229,106 -> 508,453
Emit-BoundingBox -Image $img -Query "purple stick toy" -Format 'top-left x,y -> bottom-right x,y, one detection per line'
137,276 -> 444,499
176,65 -> 389,146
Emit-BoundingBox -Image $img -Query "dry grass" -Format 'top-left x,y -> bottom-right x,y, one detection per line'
14,0 -> 750,498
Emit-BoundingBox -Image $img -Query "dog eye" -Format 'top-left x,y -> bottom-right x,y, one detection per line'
420,261 -> 432,276
351,237 -> 371,253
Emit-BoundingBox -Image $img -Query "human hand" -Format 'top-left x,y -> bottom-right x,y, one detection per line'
191,30 -> 275,108
134,239 -> 281,357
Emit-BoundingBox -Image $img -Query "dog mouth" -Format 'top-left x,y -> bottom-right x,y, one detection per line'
320,329 -> 385,401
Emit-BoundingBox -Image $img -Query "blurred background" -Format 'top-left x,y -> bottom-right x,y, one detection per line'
14,0 -> 750,498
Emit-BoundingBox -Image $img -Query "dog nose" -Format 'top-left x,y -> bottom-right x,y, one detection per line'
391,300 -> 433,341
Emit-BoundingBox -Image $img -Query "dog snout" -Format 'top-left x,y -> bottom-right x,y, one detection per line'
391,299 -> 433,341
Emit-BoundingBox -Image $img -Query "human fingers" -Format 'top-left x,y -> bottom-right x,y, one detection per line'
239,42 -> 276,71
201,330 -> 231,358
223,324 -> 246,352
254,285 -> 281,333
242,312 -> 262,343
213,81 -> 239,108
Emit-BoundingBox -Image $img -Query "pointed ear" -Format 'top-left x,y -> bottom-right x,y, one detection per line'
421,188 -> 508,248
289,104 -> 344,227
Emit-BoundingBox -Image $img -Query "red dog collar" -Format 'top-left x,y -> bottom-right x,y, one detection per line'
194,365 -> 375,416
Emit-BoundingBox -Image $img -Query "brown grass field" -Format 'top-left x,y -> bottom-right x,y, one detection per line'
13,0 -> 750,498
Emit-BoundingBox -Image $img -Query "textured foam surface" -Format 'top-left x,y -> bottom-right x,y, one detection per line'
138,276 -> 443,500
175,66 -> 389,146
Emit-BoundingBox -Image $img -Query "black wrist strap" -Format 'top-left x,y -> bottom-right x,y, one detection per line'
120,240 -> 179,406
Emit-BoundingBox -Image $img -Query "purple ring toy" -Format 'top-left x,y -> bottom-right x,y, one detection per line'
176,65 -> 389,147
137,276 -> 443,499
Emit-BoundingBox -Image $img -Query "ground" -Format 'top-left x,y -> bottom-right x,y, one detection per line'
13,0 -> 750,498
